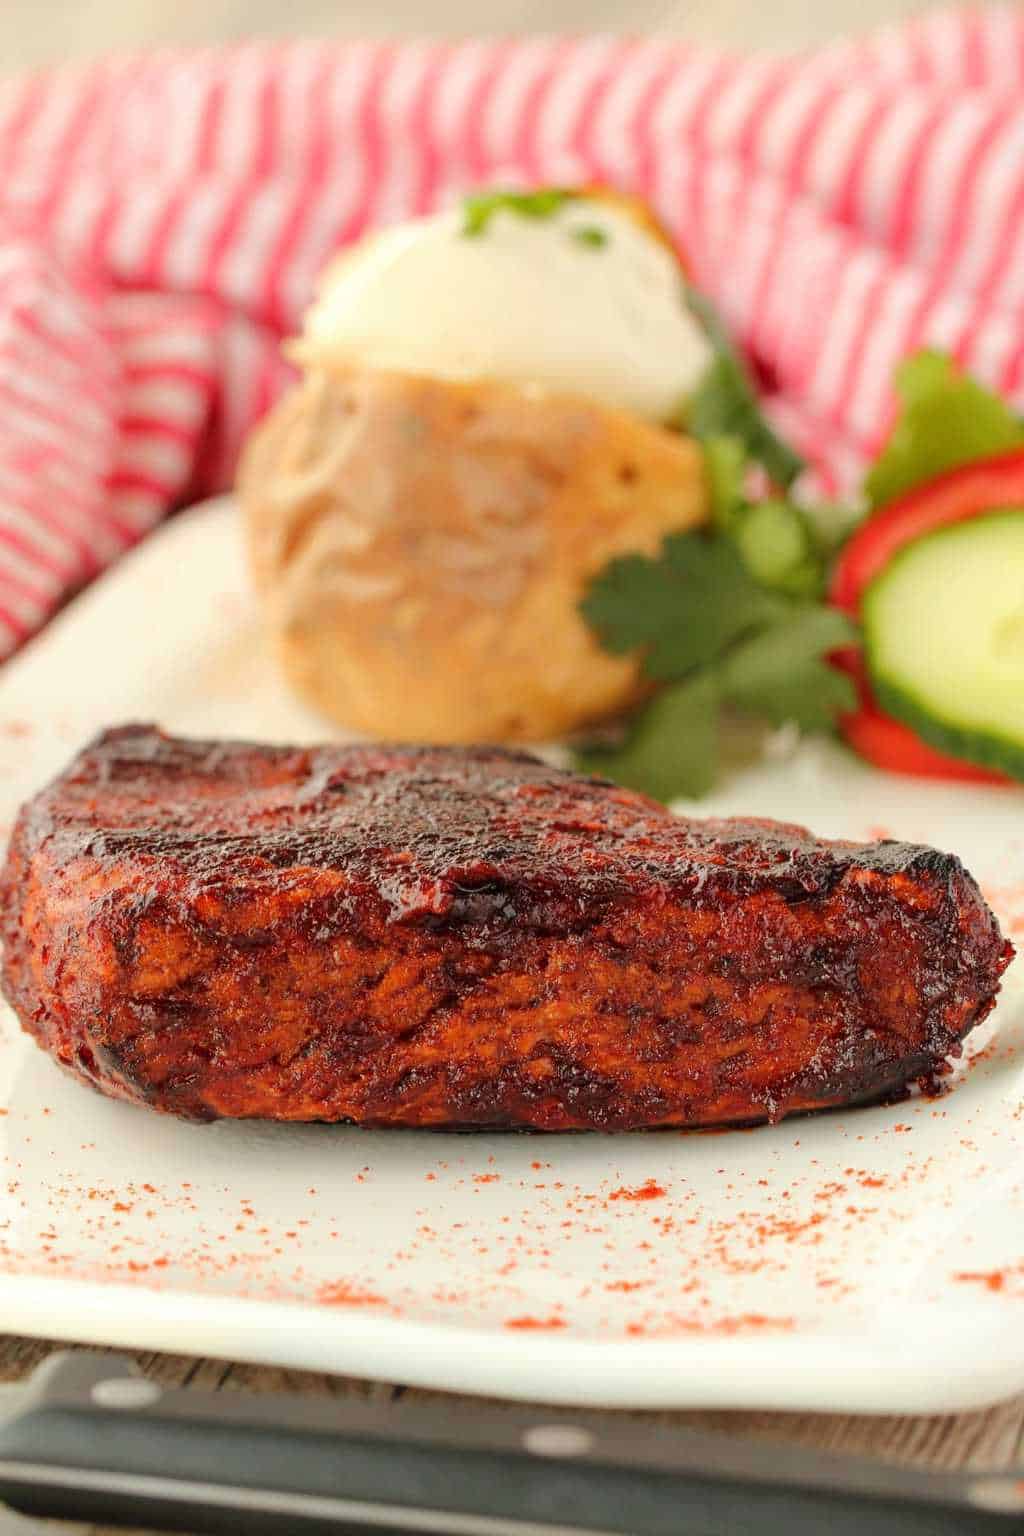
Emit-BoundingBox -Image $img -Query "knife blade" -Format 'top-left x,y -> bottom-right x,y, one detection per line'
0,1351 -> 1021,1535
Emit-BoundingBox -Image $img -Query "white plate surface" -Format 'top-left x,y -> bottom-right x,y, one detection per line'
0,499 -> 1022,1412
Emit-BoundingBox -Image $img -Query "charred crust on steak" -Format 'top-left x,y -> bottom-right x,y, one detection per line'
0,724 -> 1012,1130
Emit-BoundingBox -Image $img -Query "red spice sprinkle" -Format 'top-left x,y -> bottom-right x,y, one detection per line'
505,1316 -> 566,1331
605,1280 -> 648,1292
318,1281 -> 386,1307
424,1173 -> 437,1182
813,1182 -> 846,1202
473,1174 -> 500,1184
626,1313 -> 794,1338
112,1202 -> 133,1214
954,1269 -> 1007,1293
608,1179 -> 666,1203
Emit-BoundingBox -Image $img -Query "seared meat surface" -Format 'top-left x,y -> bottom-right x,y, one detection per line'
0,726 -> 1012,1129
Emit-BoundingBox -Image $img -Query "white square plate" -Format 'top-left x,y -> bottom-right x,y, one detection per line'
0,500 -> 1021,1412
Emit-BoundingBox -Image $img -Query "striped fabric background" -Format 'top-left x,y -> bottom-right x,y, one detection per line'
0,5 -> 1022,656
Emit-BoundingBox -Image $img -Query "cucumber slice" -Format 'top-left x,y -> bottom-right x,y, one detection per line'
863,509 -> 1024,779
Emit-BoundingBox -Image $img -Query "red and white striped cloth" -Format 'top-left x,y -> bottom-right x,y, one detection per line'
1,7 -> 1024,657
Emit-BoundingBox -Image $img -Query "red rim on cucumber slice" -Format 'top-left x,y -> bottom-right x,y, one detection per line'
830,648 -> 1010,785
831,448 -> 1024,617
830,451 -> 1024,785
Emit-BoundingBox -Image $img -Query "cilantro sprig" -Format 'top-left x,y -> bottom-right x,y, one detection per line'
581,533 -> 784,680
576,530 -> 856,800
573,284 -> 866,802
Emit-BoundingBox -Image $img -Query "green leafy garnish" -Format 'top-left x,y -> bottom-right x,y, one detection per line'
702,434 -> 747,532
576,531 -> 857,800
581,533 -> 782,682
720,608 -> 856,733
577,294 -> 859,800
701,431 -> 837,596
461,188 -> 576,237
576,339 -> 1024,803
865,350 -> 1024,507
577,674 -> 721,802
732,500 -> 823,597
683,288 -> 805,489
570,224 -> 608,248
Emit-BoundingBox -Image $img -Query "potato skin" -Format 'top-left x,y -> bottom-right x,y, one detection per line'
239,366 -> 706,743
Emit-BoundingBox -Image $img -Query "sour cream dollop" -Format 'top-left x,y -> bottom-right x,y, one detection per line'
295,197 -> 712,425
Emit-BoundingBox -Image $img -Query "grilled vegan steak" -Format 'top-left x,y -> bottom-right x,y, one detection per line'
0,726 -> 1012,1129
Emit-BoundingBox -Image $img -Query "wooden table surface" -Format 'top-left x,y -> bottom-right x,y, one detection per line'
4,0 -> 1019,1530
4,0 -> 939,74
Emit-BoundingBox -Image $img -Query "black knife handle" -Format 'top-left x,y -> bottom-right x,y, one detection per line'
1,1352 -> 1021,1536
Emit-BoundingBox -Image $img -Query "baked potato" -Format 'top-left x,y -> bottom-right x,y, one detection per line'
240,366 -> 707,742
239,189 -> 712,742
